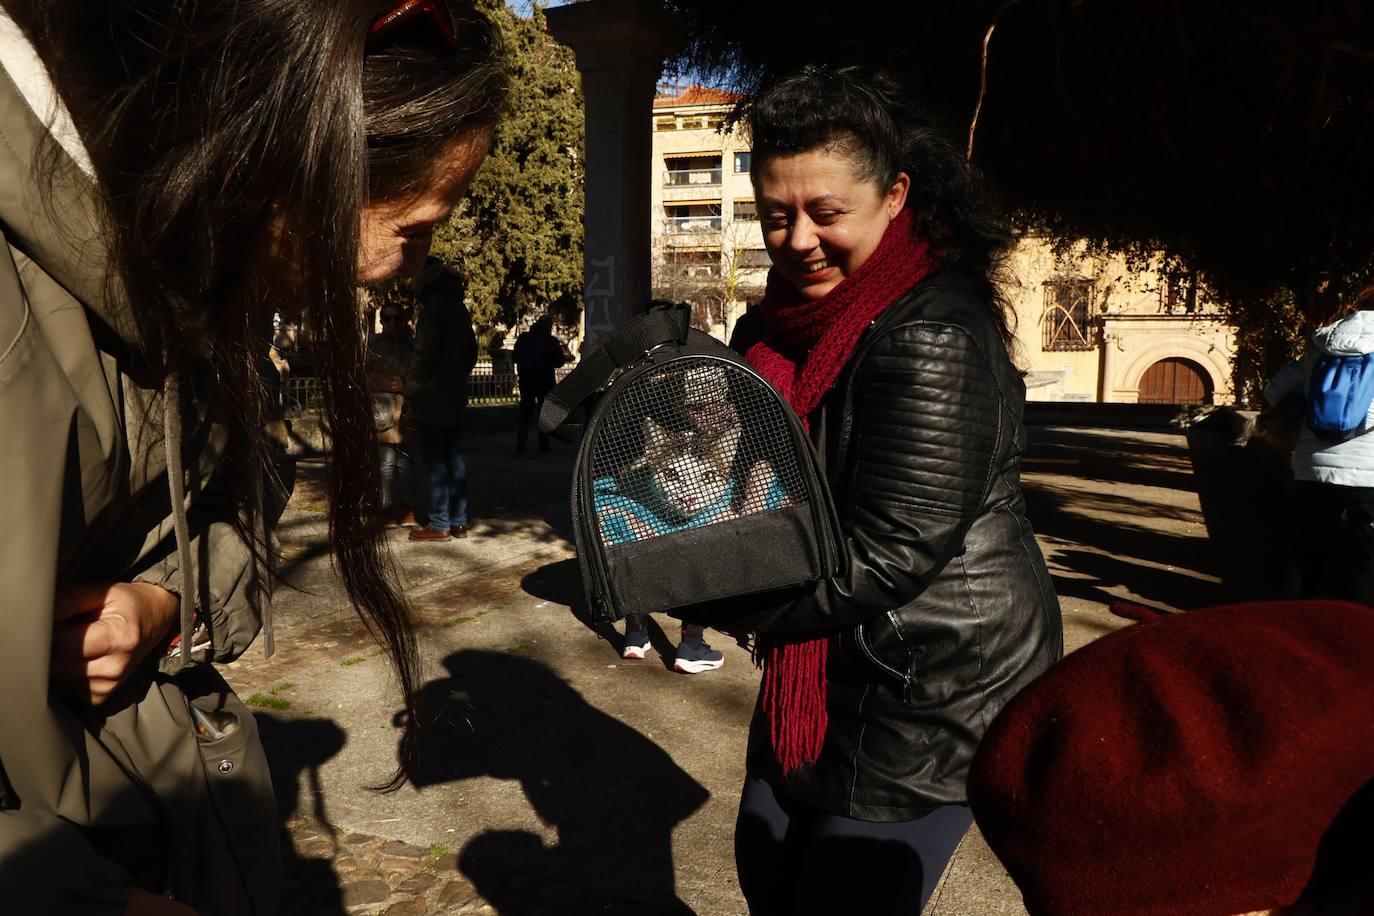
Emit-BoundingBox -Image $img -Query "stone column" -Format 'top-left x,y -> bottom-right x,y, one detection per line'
546,0 -> 680,350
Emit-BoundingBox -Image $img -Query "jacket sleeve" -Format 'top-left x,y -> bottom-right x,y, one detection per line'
404,297 -> 445,399
693,321 -> 1009,637
133,460 -> 294,667
1263,358 -> 1308,407
0,265 -> 134,913
458,304 -> 479,377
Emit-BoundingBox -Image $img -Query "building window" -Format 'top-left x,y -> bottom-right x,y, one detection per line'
664,154 -> 723,188
679,117 -> 706,130
1042,278 -> 1097,351
734,151 -> 751,173
733,200 -> 757,221
737,248 -> 772,268
1163,270 -> 1198,313
654,116 -> 677,131
664,203 -> 722,238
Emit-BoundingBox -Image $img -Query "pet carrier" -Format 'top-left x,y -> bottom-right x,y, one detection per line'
540,303 -> 846,625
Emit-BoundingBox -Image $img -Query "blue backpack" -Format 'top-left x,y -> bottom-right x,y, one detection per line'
1306,351 -> 1374,441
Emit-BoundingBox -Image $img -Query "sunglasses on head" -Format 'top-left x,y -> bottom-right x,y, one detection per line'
368,0 -> 459,51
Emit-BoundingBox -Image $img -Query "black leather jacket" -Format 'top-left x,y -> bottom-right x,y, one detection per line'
720,272 -> 1063,820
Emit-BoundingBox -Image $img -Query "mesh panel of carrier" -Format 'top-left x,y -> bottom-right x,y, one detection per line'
589,357 -> 807,549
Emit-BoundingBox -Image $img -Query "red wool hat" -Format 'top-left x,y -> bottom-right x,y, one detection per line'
968,600 -> 1374,916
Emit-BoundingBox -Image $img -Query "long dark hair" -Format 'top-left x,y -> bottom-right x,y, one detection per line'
4,0 -> 506,785
746,65 -> 1016,352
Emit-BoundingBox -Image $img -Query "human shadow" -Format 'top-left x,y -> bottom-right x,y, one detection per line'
402,649 -> 708,914
255,713 -> 349,915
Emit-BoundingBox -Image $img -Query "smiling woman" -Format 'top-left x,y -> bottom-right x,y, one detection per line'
700,66 -> 1064,916
0,0 -> 505,913
756,151 -> 908,299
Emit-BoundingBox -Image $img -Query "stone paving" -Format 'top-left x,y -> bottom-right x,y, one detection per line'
277,815 -> 674,915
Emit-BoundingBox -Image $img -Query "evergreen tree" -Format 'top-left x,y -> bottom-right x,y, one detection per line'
431,0 -> 584,338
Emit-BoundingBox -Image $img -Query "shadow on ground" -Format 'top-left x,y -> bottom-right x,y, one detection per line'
256,713 -> 350,914
1022,426 -> 1226,611
400,649 -> 708,914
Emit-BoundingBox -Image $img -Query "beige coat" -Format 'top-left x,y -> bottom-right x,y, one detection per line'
0,21 -> 281,914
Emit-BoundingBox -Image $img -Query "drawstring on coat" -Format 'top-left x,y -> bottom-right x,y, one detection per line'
162,367 -> 197,673
161,366 -> 276,668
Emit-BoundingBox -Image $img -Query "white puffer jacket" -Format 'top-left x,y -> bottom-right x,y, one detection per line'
1271,310 -> 1374,487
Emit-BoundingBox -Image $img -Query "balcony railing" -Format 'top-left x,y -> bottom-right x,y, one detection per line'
663,168 -> 722,188
663,215 -> 722,234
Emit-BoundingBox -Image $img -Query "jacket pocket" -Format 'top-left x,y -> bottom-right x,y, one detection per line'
178,668 -> 282,915
853,613 -> 918,705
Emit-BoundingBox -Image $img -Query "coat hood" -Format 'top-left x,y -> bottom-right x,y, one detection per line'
1314,310 -> 1374,357
0,12 -> 136,348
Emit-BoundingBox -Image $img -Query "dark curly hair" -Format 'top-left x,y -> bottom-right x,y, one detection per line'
746,65 -> 1016,352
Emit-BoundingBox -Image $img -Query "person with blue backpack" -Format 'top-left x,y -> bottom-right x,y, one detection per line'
1265,285 -> 1374,602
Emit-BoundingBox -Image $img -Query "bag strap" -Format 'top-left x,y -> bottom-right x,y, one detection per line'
539,303 -> 691,434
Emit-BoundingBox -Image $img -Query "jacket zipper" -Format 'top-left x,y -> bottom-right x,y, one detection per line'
854,622 -> 913,703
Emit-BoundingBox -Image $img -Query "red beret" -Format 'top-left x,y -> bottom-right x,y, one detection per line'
968,600 -> 1374,916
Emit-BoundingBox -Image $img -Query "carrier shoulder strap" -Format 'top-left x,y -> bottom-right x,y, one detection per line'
539,304 -> 691,434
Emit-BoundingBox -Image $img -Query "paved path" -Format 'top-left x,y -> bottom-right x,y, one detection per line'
224,422 -> 1221,915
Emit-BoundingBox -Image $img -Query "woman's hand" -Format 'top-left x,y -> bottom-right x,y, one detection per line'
124,888 -> 200,915
51,582 -> 182,705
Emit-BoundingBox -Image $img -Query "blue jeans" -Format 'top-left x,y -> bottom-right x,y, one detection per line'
417,422 -> 468,531
377,442 -> 422,513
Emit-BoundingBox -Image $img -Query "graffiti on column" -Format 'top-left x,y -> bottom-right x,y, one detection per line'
585,254 -> 617,344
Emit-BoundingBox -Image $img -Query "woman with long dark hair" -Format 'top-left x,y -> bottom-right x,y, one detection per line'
0,1 -> 504,912
702,66 -> 1064,913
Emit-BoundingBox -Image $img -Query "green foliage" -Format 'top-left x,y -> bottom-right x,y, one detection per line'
431,1 -> 585,334
1224,287 -> 1306,410
245,693 -> 291,711
424,844 -> 453,864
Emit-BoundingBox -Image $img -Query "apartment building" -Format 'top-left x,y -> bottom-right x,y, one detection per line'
650,85 -> 767,340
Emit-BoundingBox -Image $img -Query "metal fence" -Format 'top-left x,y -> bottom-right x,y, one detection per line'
281,367 -> 571,416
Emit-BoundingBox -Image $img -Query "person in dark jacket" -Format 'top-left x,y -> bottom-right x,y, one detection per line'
513,314 -> 568,453
407,256 -> 480,540
692,66 -> 1064,915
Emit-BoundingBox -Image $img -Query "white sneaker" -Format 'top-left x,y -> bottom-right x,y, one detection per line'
622,629 -> 651,660
673,637 -> 724,674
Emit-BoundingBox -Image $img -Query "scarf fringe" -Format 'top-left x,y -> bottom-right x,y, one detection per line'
760,639 -> 829,774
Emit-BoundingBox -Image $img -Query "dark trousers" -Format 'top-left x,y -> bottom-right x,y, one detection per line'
735,776 -> 972,915
417,421 -> 467,531
516,388 -> 549,452
1290,479 -> 1374,604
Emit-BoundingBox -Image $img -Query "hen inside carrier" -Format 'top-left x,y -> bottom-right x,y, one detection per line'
590,358 -> 807,549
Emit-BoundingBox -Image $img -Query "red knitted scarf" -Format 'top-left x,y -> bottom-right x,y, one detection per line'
746,208 -> 938,774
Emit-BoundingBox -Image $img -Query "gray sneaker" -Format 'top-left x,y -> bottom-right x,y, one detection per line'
673,637 -> 724,674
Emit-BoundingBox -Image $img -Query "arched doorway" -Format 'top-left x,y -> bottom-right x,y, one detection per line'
1137,357 -> 1213,404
